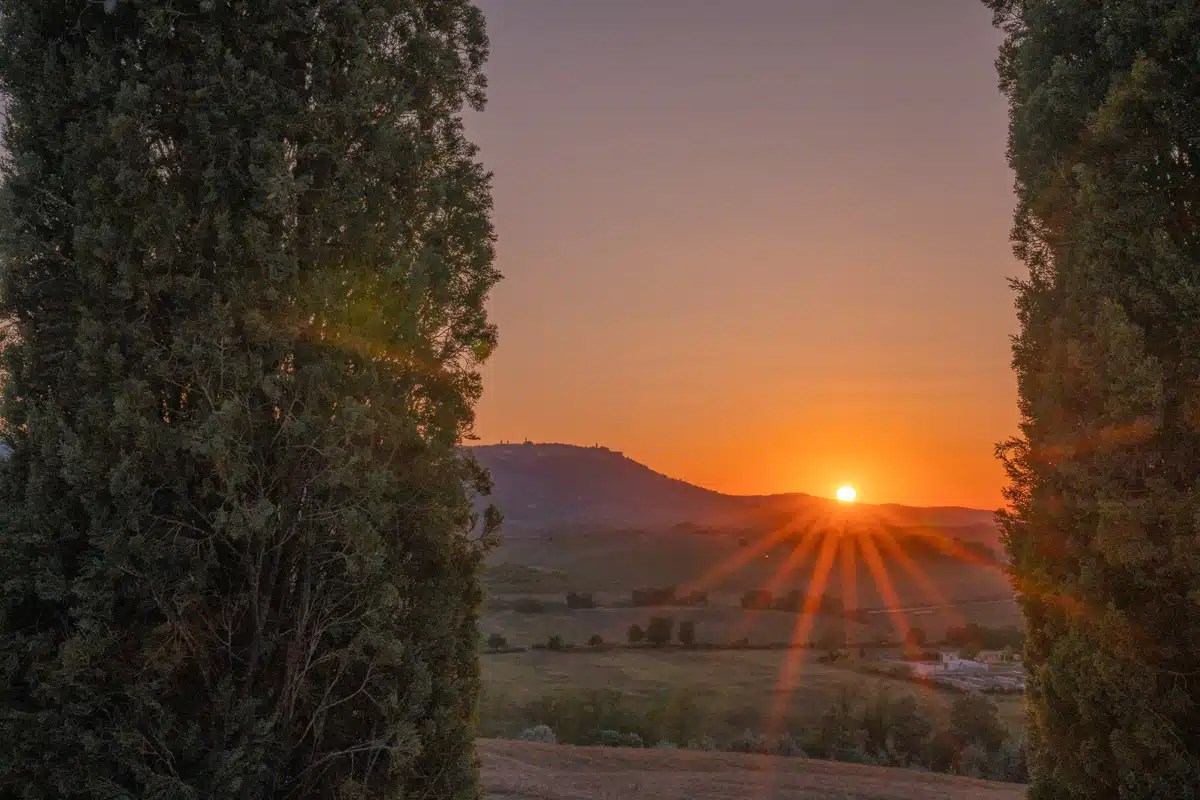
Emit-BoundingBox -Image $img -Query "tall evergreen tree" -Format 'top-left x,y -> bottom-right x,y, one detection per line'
987,2 -> 1200,797
0,2 -> 499,797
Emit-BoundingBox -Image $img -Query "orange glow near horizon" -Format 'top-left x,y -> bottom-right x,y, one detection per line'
468,2 -> 1018,511
836,485 -> 857,503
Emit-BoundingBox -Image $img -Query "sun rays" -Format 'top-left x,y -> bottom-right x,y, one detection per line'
674,499 -> 1023,737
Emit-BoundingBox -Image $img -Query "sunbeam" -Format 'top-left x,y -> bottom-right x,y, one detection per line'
858,534 -> 914,647
870,527 -> 968,635
766,528 -> 841,733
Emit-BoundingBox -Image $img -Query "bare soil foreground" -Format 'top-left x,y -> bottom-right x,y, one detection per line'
479,739 -> 1024,800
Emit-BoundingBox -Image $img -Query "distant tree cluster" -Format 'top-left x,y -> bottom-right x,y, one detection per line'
511,596 -> 548,614
625,616 -> 699,647
944,624 -> 1023,652
739,589 -> 843,614
631,586 -> 708,607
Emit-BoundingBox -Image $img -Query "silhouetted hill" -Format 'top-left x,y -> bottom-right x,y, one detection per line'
471,443 -> 997,538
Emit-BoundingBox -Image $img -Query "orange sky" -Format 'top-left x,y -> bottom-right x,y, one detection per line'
467,1 -> 1019,510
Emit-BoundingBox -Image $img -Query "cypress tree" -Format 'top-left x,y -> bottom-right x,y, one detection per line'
0,1 -> 499,797
987,2 -> 1200,796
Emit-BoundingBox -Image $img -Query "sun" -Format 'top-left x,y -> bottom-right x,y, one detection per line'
836,485 -> 857,503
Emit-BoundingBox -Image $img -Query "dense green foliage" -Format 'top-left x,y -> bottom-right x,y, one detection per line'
0,1 -> 499,797
988,1 -> 1200,796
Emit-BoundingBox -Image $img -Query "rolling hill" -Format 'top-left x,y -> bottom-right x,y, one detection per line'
471,442 -> 998,540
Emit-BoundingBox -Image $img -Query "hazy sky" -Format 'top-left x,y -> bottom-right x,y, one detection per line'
467,0 -> 1018,509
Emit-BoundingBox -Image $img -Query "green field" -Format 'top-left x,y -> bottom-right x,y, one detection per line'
480,531 -> 1027,749
479,646 -> 1025,741
488,530 -> 1015,613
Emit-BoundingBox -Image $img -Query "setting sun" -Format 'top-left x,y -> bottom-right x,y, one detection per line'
836,485 -> 857,503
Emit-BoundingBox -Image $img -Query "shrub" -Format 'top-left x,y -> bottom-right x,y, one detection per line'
566,591 -> 596,609
645,616 -> 674,646
992,736 -> 1029,783
487,634 -> 508,650
519,725 -> 557,745
596,730 -> 624,748
627,624 -> 645,644
957,742 -> 992,779
587,633 -> 604,647
546,634 -> 564,651
775,733 -> 806,757
511,597 -> 547,614
592,729 -> 643,749
729,729 -> 773,754
740,589 -> 773,610
949,692 -> 1005,753
905,627 -> 928,649
678,620 -> 696,646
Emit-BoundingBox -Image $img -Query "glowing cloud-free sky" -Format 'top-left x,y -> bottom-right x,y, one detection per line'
467,0 -> 1018,510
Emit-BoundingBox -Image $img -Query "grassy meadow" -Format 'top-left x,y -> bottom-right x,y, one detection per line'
478,530 -> 1027,750
478,646 -> 1025,742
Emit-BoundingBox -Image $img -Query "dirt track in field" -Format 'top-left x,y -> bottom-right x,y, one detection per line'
479,739 -> 1025,800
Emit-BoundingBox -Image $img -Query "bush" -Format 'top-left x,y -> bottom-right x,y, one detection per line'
631,586 -> 677,607
627,623 -> 645,644
740,589 -> 773,610
593,729 -> 644,749
511,597 -> 547,614
775,733 -> 806,757
587,633 -> 604,647
519,725 -> 557,745
957,742 -> 992,779
566,591 -> 596,609
949,693 -> 1005,753
646,616 -> 674,646
729,729 -> 774,754
905,627 -> 928,649
595,729 -> 624,748
486,633 -> 508,650
678,620 -> 696,646
546,634 -> 564,651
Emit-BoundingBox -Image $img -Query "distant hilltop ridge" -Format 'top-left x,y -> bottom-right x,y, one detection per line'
469,442 -> 998,538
